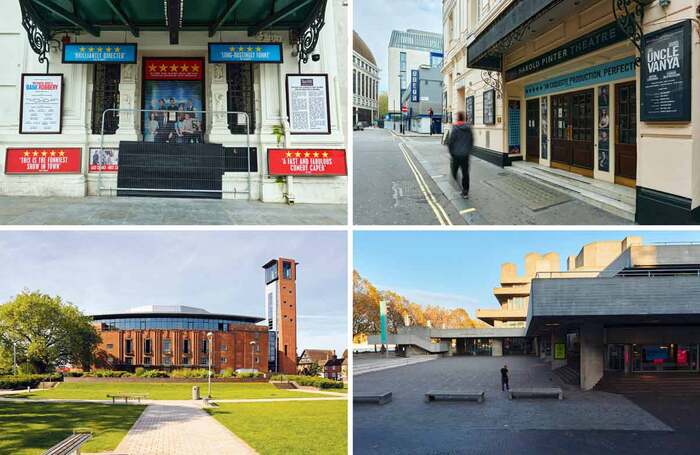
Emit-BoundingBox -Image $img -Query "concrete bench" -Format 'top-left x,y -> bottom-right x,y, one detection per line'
508,388 -> 563,400
106,393 -> 149,404
424,390 -> 485,403
43,432 -> 91,455
354,392 -> 392,405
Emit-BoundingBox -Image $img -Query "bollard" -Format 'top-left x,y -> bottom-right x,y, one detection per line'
192,385 -> 200,400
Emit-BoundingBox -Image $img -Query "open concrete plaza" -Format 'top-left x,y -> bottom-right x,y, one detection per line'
354,356 -> 700,454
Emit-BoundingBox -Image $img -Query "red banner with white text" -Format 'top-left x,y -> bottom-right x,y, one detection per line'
267,149 -> 347,176
5,148 -> 81,174
143,58 -> 203,81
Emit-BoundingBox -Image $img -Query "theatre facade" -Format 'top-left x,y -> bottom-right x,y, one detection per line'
454,0 -> 699,223
0,0 -> 347,204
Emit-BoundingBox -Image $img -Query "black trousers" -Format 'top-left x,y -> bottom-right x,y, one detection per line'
502,378 -> 509,391
450,155 -> 470,194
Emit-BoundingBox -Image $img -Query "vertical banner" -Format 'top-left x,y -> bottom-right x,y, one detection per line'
540,97 -> 548,159
598,85 -> 610,172
410,70 -> 419,102
379,300 -> 388,345
508,100 -> 521,154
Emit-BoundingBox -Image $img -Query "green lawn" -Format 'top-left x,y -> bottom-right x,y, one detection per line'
0,401 -> 144,454
207,400 -> 347,455
13,382 -> 327,400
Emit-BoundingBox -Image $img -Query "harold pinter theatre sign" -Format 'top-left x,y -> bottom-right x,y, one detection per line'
640,20 -> 692,122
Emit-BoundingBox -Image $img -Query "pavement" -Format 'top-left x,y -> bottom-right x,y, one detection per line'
114,400 -> 257,455
353,352 -> 437,376
354,128 -> 631,225
0,196 -> 346,225
352,356 -> 700,455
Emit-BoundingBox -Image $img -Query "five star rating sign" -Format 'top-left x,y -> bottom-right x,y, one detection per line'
5,148 -> 81,174
268,149 -> 347,176
143,58 -> 203,81
62,43 -> 137,64
208,43 -> 283,64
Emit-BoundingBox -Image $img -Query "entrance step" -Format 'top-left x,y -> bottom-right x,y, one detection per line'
509,161 -> 635,221
596,372 -> 700,396
553,365 -> 580,386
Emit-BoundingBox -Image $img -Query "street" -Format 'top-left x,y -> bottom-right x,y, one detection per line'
353,128 -> 631,225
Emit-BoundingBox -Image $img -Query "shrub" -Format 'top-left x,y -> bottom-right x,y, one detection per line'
220,368 -> 234,378
271,374 -> 343,389
170,368 -> 209,379
237,371 -> 263,379
85,369 -> 132,378
0,373 -> 63,390
64,371 -> 84,377
134,367 -> 145,377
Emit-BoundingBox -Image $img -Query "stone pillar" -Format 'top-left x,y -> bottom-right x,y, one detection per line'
624,344 -> 632,374
580,323 -> 605,390
208,63 -> 232,142
534,336 -> 540,357
550,330 -> 566,370
115,64 -> 139,140
491,339 -> 503,357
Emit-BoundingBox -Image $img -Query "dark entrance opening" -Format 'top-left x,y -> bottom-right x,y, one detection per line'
566,330 -> 581,370
526,98 -> 540,162
551,89 -> 594,177
503,337 -> 533,355
615,81 -> 637,187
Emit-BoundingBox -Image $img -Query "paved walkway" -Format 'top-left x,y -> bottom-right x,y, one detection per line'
354,353 -> 437,376
115,401 -> 256,455
0,196 -> 346,225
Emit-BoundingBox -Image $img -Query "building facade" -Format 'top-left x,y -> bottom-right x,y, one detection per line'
400,65 -> 443,134
263,257 -> 298,375
446,0 -> 700,223
93,305 -> 268,373
353,31 -> 379,127
297,348 -> 335,375
1,0 -> 348,204
387,29 -> 444,115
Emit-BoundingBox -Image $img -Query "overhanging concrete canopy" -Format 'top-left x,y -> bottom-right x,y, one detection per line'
526,275 -> 700,336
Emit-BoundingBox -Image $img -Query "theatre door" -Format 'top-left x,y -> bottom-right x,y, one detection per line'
550,89 -> 594,177
614,81 -> 637,187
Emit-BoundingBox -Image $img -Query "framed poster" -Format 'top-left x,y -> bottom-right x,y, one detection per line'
286,74 -> 331,135
88,147 -> 119,172
508,100 -> 520,154
483,89 -> 495,125
267,149 -> 347,176
598,85 -> 610,172
640,20 -> 692,122
5,148 -> 81,174
466,95 -> 474,125
62,43 -> 137,64
540,97 -> 548,159
554,343 -> 566,360
208,43 -> 283,63
19,74 -> 63,134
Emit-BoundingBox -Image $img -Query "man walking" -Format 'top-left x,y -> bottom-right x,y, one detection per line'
447,111 -> 473,198
501,364 -> 510,391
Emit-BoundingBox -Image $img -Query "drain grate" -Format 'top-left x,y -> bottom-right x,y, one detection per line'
484,175 -> 571,211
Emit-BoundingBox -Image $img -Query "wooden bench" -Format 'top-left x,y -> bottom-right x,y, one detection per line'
43,432 -> 92,455
508,388 -> 563,400
353,392 -> 392,405
424,390 -> 485,403
106,393 -> 149,404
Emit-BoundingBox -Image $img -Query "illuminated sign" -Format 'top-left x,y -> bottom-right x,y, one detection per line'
62,43 -> 137,63
208,43 -> 283,63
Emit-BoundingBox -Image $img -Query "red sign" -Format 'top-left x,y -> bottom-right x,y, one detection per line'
402,105 -> 408,113
267,149 -> 347,176
144,58 -> 203,81
5,148 -> 81,174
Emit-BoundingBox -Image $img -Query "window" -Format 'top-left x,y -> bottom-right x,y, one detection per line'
265,264 -> 278,283
183,339 -> 190,354
227,63 -> 256,134
255,356 -> 259,364
144,339 -> 152,354
124,357 -> 133,365
106,344 -> 114,350
163,356 -> 172,366
200,356 -> 208,366
399,51 -> 407,99
144,357 -> 152,366
162,339 -> 171,353
125,339 -> 133,354
182,357 -> 189,365
220,357 -> 227,364
92,63 -> 120,134
282,261 -> 293,279
221,343 -> 227,352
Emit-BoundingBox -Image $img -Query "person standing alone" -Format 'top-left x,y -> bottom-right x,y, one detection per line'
447,111 -> 473,198
501,364 -> 510,391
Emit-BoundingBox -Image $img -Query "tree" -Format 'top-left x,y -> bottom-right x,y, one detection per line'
378,92 -> 388,118
306,362 -> 322,377
0,291 -> 101,373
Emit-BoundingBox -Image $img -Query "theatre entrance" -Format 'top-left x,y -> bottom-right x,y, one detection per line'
550,89 -> 594,177
525,99 -> 539,162
614,81 -> 637,187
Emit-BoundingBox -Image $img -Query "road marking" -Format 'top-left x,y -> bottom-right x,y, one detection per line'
399,142 -> 452,226
460,208 -> 476,214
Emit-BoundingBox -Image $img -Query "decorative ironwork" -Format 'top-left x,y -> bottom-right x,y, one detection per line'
92,63 -> 121,135
226,63 -> 256,135
613,0 -> 650,66
20,0 -> 51,69
297,0 -> 327,65
481,71 -> 503,97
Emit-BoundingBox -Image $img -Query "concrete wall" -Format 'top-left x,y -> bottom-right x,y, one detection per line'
580,324 -> 605,390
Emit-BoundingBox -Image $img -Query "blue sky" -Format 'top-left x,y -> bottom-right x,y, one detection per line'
354,230 -> 700,318
0,231 -> 348,355
354,0 -> 443,92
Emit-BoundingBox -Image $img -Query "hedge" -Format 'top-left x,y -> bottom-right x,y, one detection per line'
0,373 -> 63,390
271,374 -> 344,389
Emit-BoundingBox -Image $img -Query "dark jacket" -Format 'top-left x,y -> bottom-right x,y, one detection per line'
501,367 -> 509,380
447,122 -> 473,158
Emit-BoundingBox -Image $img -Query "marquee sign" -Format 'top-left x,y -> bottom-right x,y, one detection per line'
524,57 -> 636,99
5,148 -> 81,174
144,58 -> 203,81
267,149 -> 347,176
640,20 -> 692,122
62,43 -> 137,64
208,43 -> 283,63
505,21 -> 626,82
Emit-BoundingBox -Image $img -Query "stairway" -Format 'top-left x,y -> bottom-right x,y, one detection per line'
553,365 -> 580,386
595,372 -> 700,396
509,161 -> 635,221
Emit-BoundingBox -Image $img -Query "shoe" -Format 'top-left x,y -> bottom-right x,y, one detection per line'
461,192 -> 469,199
